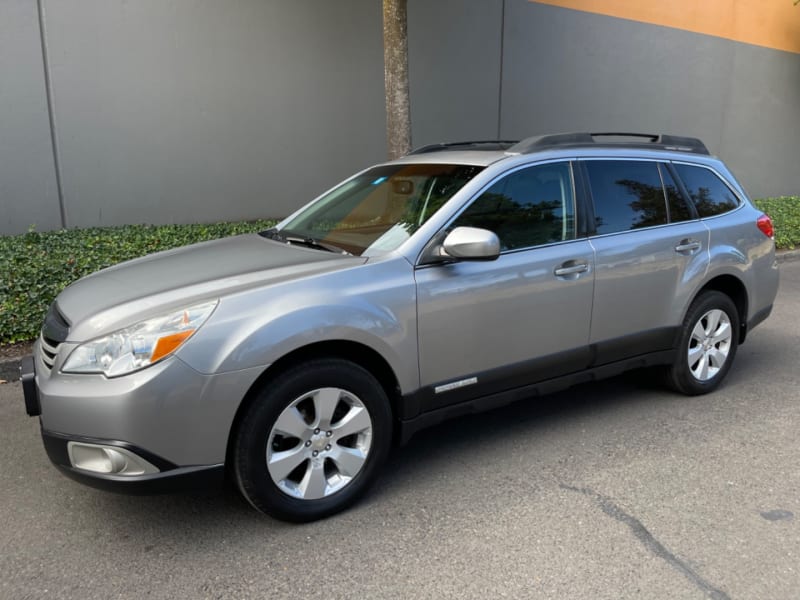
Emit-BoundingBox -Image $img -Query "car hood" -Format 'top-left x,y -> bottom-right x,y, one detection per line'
56,234 -> 366,341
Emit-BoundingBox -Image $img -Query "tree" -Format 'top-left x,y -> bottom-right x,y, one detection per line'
383,0 -> 411,159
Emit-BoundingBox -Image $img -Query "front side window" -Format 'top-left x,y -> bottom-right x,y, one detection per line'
585,160 -> 668,235
674,164 -> 740,217
276,164 -> 484,256
452,162 -> 576,251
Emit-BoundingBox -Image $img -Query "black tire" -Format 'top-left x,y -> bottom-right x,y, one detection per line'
665,291 -> 740,396
233,358 -> 392,522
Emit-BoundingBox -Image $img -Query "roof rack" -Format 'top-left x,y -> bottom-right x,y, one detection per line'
408,140 -> 519,155
508,132 -> 710,155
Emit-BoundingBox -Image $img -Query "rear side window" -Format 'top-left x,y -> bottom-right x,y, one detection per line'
585,160 -> 667,235
674,164 -> 740,217
453,162 -> 575,251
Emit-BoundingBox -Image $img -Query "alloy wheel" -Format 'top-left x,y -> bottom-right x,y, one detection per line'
266,387 -> 373,500
687,308 -> 732,381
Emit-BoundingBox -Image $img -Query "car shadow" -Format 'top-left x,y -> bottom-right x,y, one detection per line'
81,369 -> 667,540
375,370 -> 664,489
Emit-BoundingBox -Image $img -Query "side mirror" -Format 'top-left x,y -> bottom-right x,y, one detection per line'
441,227 -> 501,261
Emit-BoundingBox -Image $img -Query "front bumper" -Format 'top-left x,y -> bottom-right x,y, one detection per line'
24,343 -> 265,492
41,430 -> 224,494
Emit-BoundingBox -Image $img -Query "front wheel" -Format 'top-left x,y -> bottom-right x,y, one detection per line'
233,359 -> 392,522
665,291 -> 739,396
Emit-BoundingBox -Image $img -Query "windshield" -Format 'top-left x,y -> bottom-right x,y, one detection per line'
276,163 -> 484,256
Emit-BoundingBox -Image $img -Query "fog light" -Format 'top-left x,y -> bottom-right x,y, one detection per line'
67,442 -> 159,476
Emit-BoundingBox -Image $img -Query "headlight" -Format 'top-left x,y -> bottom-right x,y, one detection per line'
62,301 -> 218,377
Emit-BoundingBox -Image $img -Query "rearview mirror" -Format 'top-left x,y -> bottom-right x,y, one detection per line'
442,227 -> 501,260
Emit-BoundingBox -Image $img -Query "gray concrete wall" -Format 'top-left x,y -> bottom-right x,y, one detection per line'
499,0 -> 800,199
44,0 -> 385,229
407,0 -> 504,147
412,0 -> 800,200
2,0 -> 799,235
0,0 -> 385,234
0,1 -> 62,234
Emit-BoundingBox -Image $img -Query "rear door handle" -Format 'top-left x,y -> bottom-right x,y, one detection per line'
554,261 -> 589,277
675,239 -> 702,254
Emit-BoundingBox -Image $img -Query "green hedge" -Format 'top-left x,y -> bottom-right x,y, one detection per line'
753,197 -> 800,250
1,198 -> 798,345
0,220 -> 275,344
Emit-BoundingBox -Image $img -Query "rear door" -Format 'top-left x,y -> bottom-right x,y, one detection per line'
414,161 -> 595,410
582,159 -> 709,362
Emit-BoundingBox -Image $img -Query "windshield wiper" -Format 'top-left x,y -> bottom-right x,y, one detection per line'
260,228 -> 351,255
260,228 -> 285,242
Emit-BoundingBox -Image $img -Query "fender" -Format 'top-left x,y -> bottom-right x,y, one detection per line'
175,257 -> 420,393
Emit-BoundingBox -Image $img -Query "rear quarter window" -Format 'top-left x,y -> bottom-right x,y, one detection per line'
673,164 -> 740,217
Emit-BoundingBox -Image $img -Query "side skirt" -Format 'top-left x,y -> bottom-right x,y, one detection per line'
397,349 -> 674,445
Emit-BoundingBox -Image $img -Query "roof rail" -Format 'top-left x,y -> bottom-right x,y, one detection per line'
508,132 -> 710,155
408,140 -> 519,155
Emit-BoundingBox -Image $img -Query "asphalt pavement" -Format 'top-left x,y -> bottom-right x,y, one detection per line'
1,261 -> 798,600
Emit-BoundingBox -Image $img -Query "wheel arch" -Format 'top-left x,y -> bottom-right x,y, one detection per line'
691,274 -> 749,343
224,340 -> 402,470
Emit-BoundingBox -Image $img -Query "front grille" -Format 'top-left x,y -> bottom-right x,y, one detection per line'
39,303 -> 70,373
39,333 -> 60,372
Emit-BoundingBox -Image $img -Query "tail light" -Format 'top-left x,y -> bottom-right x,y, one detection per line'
757,214 -> 774,239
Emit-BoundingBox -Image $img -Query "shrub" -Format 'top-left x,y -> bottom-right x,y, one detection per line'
0,220 -> 275,344
753,197 -> 800,250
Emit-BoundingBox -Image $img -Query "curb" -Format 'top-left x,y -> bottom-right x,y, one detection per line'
1,248 -> 798,383
776,248 -> 800,263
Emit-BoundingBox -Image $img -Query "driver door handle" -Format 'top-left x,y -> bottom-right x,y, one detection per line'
554,261 -> 589,277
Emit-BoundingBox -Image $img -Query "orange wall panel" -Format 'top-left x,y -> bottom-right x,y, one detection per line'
531,0 -> 800,54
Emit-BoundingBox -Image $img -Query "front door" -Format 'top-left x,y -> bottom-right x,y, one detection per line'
414,161 -> 595,411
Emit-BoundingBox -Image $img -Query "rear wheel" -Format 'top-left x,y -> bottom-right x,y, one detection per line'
665,291 -> 739,395
233,359 -> 392,522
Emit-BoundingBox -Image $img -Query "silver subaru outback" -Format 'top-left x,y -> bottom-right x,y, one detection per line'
22,133 -> 779,521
